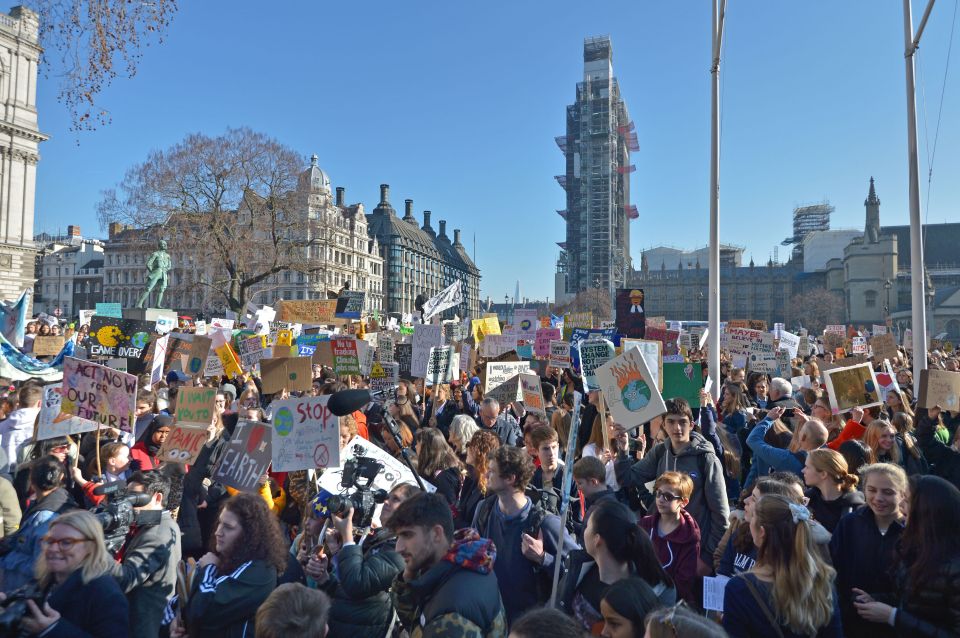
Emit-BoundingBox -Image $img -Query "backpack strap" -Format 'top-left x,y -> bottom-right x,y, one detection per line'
740,574 -> 785,638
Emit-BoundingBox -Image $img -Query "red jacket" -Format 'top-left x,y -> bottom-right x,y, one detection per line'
130,441 -> 160,471
639,509 -> 701,605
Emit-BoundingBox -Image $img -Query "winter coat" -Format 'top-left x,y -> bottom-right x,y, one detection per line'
391,529 -> 506,638
0,487 -> 76,592
44,570 -> 130,638
615,431 -> 729,561
830,505 -> 905,638
110,511 -> 181,638
0,475 -> 21,537
476,413 -> 521,448
456,465 -> 485,529
639,509 -> 701,605
0,407 -> 39,475
746,415 -> 805,478
805,487 -> 865,534
180,559 -> 277,638
324,529 -> 404,638
884,553 -> 960,637
915,417 -> 960,491
421,399 -> 460,438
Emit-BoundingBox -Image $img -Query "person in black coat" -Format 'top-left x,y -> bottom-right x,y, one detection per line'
420,383 -> 461,439
914,407 -> 960,491
22,510 -> 129,638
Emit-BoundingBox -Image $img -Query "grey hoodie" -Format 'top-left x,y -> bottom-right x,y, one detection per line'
616,431 -> 730,561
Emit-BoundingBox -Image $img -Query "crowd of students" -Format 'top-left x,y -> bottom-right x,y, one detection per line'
0,319 -> 958,637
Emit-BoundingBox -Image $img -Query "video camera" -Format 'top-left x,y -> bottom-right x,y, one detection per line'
326,448 -> 388,530
92,481 -> 162,554
0,581 -> 48,637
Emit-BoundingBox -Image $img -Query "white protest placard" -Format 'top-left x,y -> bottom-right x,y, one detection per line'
852,336 -> 868,356
377,332 -> 395,363
460,343 -> 472,373
270,396 -> 340,471
549,340 -> 571,368
150,334 -> 169,387
519,373 -> 545,416
369,362 -> 400,397
154,313 -> 178,335
484,361 -> 530,404
425,345 -> 458,386
317,436 -> 434,499
622,339 -> 663,390
194,320 -> 207,336
210,318 -> 235,331
595,347 -> 667,430
514,309 -> 538,337
357,339 -> 376,376
37,384 -> 98,441
725,327 -> 766,356
703,575 -> 730,612
411,324 -> 443,378
872,324 -> 888,336
778,330 -> 801,359
480,334 -> 516,358
579,338 -> 616,392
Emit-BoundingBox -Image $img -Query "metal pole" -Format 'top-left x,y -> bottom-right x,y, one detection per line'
708,0 -> 726,400
903,0 -> 936,396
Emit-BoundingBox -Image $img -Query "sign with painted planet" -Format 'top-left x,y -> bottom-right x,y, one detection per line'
595,346 -> 667,430
268,396 -> 340,471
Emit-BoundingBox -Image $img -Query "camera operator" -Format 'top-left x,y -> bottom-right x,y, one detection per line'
313,482 -> 420,638
108,470 -> 181,638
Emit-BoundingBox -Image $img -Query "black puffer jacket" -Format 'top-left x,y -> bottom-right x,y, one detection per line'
323,529 -> 404,638
888,555 -> 960,637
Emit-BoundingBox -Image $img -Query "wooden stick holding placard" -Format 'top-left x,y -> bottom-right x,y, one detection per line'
598,391 -> 610,452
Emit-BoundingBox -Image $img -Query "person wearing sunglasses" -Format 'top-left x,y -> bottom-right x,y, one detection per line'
639,472 -> 701,606
14,510 -> 128,637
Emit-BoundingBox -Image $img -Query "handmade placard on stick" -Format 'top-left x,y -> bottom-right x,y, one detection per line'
520,373 -> 545,416
579,339 -> 616,392
411,324 -> 443,378
662,362 -> 703,406
270,396 -> 340,471
823,363 -> 882,415
60,357 -> 137,432
622,339 -> 662,390
918,369 -> 960,411
37,384 -> 97,441
595,347 -> 666,430
32,336 -> 65,357
425,345 -> 458,386
212,420 -> 273,492
175,387 -> 217,426
159,424 -> 208,465
276,300 -> 338,325
331,337 -> 360,377
260,357 -> 313,394
549,340 -> 571,369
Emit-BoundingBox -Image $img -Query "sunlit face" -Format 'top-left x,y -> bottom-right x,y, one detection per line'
42,524 -> 91,578
802,456 -> 825,488
485,459 -> 509,495
755,381 -> 768,396
664,414 -> 692,447
864,473 -> 903,520
215,508 -> 244,555
812,401 -> 831,420
340,424 -> 353,449
135,401 -> 153,417
214,394 -> 227,413
48,443 -> 69,463
886,391 -> 901,409
480,405 -> 498,427
744,487 -> 761,523
749,514 -> 765,550
599,599 -> 635,638
381,487 -> 411,522
108,446 -> 130,473
654,485 -> 685,516
537,440 -> 560,471
394,524 -> 442,577
730,370 -> 745,384
877,425 -> 896,451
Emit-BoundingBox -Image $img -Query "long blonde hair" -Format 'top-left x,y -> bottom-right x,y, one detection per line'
807,448 -> 858,492
753,494 -> 836,635
35,511 -> 114,587
864,421 -> 900,464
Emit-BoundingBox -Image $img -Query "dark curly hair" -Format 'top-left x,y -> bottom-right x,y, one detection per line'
489,445 -> 534,491
215,493 -> 287,574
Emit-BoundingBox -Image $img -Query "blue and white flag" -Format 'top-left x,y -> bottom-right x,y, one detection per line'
421,280 -> 464,321
0,330 -> 65,382
0,289 -> 30,349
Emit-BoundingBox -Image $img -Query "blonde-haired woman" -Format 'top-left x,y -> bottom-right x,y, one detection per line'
723,493 -> 841,637
864,419 -> 928,475
28,510 -> 129,637
802,448 -> 864,533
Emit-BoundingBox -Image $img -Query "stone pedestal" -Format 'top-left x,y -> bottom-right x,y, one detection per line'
123,307 -> 176,322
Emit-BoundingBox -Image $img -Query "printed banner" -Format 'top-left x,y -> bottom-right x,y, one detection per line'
331,337 -> 361,376
88,316 -> 155,359
520,373 -> 545,416
615,288 -> 647,339
514,309 -> 539,336
369,361 -> 400,397
335,291 -> 366,319
549,340 -> 571,369
421,280 -> 465,321
270,396 -> 340,471
60,357 -> 137,431
579,339 -> 616,392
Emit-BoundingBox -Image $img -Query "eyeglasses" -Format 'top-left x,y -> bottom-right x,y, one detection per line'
655,490 -> 683,503
41,536 -> 89,550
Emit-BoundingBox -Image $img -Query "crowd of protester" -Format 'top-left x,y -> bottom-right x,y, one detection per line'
0,315 -> 958,637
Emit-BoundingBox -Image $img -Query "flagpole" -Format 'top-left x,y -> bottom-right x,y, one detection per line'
708,0 -> 726,401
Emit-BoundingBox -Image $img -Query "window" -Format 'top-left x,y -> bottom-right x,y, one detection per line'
865,290 -> 878,308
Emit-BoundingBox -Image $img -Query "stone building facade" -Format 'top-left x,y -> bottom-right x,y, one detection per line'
0,6 -> 46,305
34,225 -> 104,316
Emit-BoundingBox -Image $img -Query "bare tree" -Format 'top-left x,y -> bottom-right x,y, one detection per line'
30,0 -> 177,131
786,288 -> 846,334
99,127 -> 326,311
553,289 -> 613,322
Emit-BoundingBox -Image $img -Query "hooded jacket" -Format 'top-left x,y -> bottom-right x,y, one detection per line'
392,529 -> 506,638
0,407 -> 39,475
616,431 -> 729,561
180,559 -> 277,638
639,509 -> 701,605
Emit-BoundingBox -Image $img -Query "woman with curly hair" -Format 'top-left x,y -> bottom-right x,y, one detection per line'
170,492 -> 287,638
456,429 -> 500,527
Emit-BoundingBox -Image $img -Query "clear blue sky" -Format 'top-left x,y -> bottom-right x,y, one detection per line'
34,1 -> 960,304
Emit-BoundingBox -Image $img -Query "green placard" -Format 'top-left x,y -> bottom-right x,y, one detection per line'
661,362 -> 703,406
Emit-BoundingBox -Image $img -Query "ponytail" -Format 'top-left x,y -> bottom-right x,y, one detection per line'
839,473 -> 859,492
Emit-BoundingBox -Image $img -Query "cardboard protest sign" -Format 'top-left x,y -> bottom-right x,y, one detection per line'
480,334 -> 516,358
595,347 -> 666,430
95,302 -> 122,318
175,386 -> 217,426
60,357 -> 137,431
471,316 -> 501,342
851,337 -> 868,356
823,363 -> 882,415
89,316 -> 155,359
270,396 -> 340,471
797,329 -> 810,358
643,325 -> 680,357
369,361 -> 400,397
485,374 -> 522,405
662,362 -> 703,406
331,337 -> 361,376
615,288 -> 647,339
622,339 -> 663,390
563,312 -> 593,330
549,340 -> 571,368
32,336 -> 64,357
238,335 -> 266,370
150,335 -> 169,386
212,420 -> 273,492
183,336 -> 212,377
519,373 -> 545,416
260,357 -> 313,394
875,360 -> 900,399
159,424 -> 208,465
37,384 -> 98,441
484,361 -> 530,404
870,333 -> 898,361
534,328 -> 561,357
514,309 -> 539,336
425,346 -> 458,386
203,350 -> 224,378
824,324 -> 846,335
276,300 -> 338,324
335,291 -> 365,319
395,343 -> 413,379
918,369 -> 960,411
579,339 -> 616,392
411,324 -> 443,378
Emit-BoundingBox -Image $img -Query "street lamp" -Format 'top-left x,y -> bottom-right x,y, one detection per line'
926,274 -> 936,339
883,279 -> 892,319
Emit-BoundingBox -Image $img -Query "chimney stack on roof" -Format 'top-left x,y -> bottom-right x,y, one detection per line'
379,184 -> 390,205
438,220 -> 448,240
422,211 -> 435,236
335,187 -> 344,207
403,199 -> 417,224
453,229 -> 462,246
